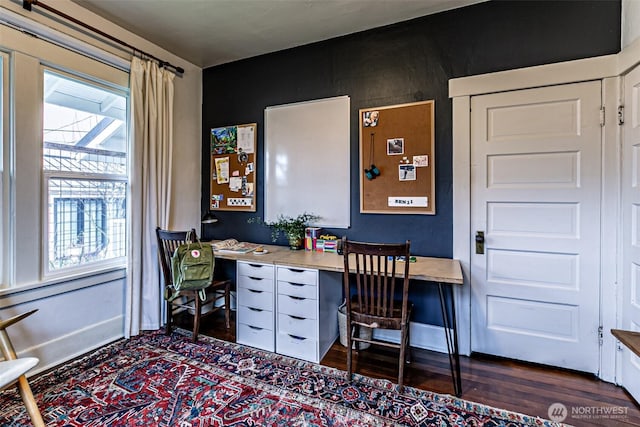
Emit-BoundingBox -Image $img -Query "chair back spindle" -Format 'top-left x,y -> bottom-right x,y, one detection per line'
346,240 -> 410,321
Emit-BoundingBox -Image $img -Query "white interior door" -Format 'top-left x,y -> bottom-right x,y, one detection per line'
470,81 -> 602,373
620,63 -> 640,399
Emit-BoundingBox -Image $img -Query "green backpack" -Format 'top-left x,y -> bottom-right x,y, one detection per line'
169,233 -> 214,302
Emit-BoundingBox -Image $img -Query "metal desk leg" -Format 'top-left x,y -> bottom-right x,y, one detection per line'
438,282 -> 462,397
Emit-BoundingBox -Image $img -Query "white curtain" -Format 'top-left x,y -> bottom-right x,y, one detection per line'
125,57 -> 175,337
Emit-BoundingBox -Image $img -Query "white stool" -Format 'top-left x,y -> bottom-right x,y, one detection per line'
0,358 -> 39,388
0,310 -> 45,427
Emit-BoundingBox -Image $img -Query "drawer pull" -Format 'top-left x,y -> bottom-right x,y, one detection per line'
248,307 -> 263,312
248,325 -> 264,331
288,268 -> 305,273
288,334 -> 306,341
248,289 -> 263,294
248,277 -> 264,281
288,282 -> 305,287
288,295 -> 305,301
288,315 -> 305,320
249,264 -> 264,268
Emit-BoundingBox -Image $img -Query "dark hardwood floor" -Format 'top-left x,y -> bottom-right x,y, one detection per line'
176,310 -> 640,426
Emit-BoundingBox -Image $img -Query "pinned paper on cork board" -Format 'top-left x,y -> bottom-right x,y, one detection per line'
210,123 -> 257,212
359,100 -> 435,215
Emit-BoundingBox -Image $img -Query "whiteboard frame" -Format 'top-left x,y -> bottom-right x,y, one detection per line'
264,95 -> 350,228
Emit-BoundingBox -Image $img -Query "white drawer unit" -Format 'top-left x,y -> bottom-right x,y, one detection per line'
278,313 -> 317,339
276,332 -> 317,362
275,266 -> 342,363
277,266 -> 317,285
236,261 -> 275,352
238,305 -> 273,326
277,294 -> 318,319
238,288 -> 273,311
238,275 -> 273,293
238,324 -> 274,351
277,280 -> 316,300
238,261 -> 274,280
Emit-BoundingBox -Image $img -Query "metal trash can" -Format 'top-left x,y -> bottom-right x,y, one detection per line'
338,301 -> 372,349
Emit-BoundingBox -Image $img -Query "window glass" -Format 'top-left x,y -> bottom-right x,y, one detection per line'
43,70 -> 127,273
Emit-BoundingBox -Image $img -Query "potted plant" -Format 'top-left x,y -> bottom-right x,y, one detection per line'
248,213 -> 320,249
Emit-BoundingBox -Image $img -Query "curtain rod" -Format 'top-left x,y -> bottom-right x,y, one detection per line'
22,0 -> 184,75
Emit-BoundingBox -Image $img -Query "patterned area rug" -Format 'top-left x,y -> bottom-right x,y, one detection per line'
0,329 -> 562,426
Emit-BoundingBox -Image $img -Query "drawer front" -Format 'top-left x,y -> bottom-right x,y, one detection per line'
238,305 -> 273,329
238,275 -> 274,293
237,323 -> 274,352
277,266 -> 317,286
238,287 -> 273,311
276,332 -> 317,362
238,261 -> 274,280
277,294 -> 317,319
277,313 -> 317,339
277,280 -> 317,300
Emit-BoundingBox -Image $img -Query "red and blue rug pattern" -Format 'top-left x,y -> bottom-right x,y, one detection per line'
0,329 -> 562,426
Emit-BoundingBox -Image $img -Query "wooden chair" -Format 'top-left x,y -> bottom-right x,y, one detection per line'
0,309 -> 45,427
342,237 -> 412,391
156,227 -> 232,342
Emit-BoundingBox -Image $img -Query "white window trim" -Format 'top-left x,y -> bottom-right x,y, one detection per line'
0,6 -> 130,73
0,51 -> 8,287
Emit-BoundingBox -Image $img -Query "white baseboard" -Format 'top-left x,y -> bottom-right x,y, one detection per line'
373,321 -> 451,354
21,315 -> 124,376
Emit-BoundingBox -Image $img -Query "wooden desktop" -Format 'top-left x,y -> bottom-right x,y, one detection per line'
212,242 -> 463,284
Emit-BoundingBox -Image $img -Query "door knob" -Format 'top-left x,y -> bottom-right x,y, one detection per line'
475,231 -> 485,254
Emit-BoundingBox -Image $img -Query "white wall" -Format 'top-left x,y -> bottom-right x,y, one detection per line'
0,0 -> 202,372
623,0 -> 640,48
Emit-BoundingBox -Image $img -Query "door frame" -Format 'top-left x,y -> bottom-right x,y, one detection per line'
449,51 -> 634,382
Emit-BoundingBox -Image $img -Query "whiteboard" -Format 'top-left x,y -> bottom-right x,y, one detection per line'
265,96 -> 350,228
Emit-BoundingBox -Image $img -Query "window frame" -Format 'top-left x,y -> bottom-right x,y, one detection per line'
0,51 -> 7,287
0,19 -> 131,290
40,67 -> 129,280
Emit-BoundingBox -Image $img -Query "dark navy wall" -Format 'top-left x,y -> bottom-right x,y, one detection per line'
201,0 -> 620,324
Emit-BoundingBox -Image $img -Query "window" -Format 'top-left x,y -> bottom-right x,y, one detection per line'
43,70 -> 128,274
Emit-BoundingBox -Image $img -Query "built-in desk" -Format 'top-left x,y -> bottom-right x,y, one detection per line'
212,242 -> 464,396
612,329 -> 640,357
213,243 -> 463,284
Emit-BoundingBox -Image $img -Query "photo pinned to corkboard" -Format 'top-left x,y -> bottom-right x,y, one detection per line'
210,123 -> 257,212
359,101 -> 435,214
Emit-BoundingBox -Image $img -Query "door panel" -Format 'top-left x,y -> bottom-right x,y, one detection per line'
621,63 -> 640,399
471,81 -> 601,373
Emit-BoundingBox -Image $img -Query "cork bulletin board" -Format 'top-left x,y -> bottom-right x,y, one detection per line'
359,101 -> 435,214
209,123 -> 257,212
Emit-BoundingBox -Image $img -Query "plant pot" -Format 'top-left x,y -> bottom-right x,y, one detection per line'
287,232 -> 303,250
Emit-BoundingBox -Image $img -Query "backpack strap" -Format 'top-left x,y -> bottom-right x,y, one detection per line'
186,230 -> 204,250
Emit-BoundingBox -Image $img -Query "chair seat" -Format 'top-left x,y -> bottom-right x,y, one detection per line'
0,358 -> 39,389
350,302 -> 413,330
